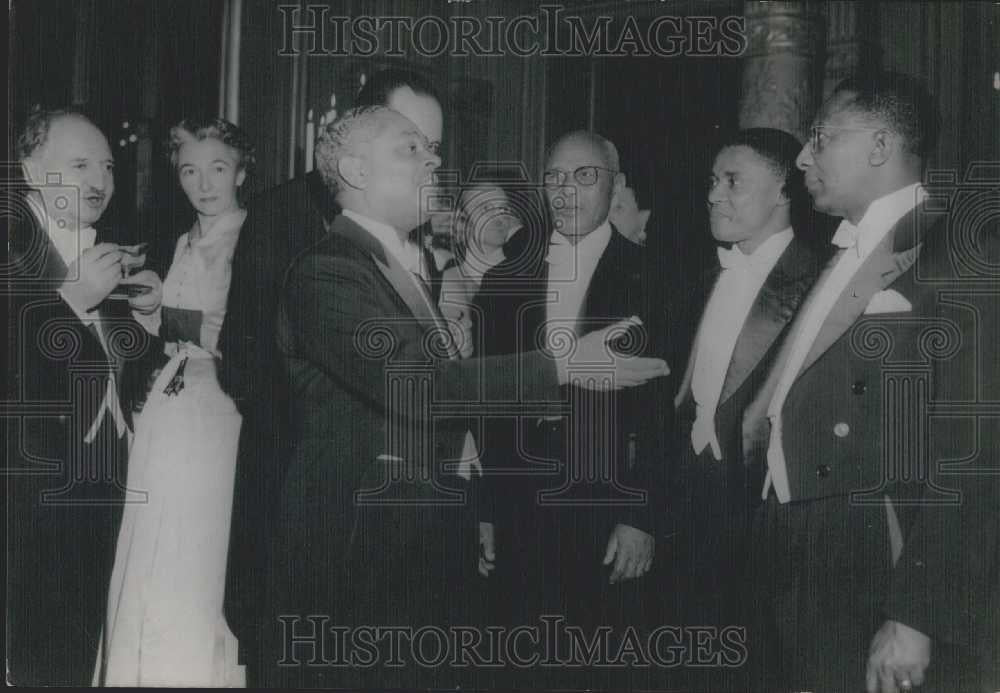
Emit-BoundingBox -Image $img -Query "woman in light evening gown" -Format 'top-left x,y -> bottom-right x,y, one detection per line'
102,118 -> 254,686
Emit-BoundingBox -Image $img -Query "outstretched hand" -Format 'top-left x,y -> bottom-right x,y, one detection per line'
557,316 -> 669,390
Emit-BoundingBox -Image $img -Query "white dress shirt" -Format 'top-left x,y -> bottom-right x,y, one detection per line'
29,201 -> 127,441
343,209 -> 425,278
544,220 -> 613,349
343,208 -> 481,479
763,183 -> 927,501
690,228 -> 793,460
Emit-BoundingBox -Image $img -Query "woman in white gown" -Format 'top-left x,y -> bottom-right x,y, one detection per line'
103,118 -> 254,686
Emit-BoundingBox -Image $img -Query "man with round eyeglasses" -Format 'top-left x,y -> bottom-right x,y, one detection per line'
473,132 -> 670,690
742,70 -> 999,693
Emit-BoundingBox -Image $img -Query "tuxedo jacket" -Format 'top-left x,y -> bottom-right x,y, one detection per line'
217,170 -> 332,409
672,236 -> 821,509
219,171 -> 440,409
217,173 -> 330,654
743,205 -> 1000,662
473,225 -> 674,539
265,213 -> 562,680
219,174 -> 446,663
5,209 -> 154,685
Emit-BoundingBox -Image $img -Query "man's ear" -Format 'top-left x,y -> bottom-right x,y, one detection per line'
613,171 -> 627,195
20,159 -> 40,186
869,129 -> 893,167
609,172 -> 627,208
337,154 -> 366,190
776,184 -> 791,208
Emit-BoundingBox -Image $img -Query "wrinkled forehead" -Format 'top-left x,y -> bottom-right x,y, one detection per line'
713,145 -> 781,182
545,137 -> 609,171
37,114 -> 111,161
355,109 -> 414,149
176,136 -> 238,165
386,86 -> 443,144
816,89 -> 873,127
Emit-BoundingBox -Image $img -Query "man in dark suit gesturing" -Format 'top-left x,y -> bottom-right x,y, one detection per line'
743,72 -> 999,692
6,109 -> 161,685
263,107 -> 668,688
221,70 -> 444,677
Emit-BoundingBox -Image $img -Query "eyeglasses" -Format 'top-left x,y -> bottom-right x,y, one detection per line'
809,125 -> 884,153
542,165 -> 618,187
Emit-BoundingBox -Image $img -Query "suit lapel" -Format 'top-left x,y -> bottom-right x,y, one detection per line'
718,238 -> 815,404
10,208 -> 70,287
580,227 -> 621,325
798,232 -> 921,376
674,266 -> 720,409
515,250 -> 551,353
13,211 -> 113,360
333,214 -> 444,334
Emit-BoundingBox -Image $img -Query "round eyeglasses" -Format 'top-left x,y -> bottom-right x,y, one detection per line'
542,165 -> 618,187
809,125 -> 883,153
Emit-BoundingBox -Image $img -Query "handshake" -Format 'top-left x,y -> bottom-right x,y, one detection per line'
60,242 -> 163,315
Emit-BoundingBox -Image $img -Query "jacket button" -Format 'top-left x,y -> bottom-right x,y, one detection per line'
852,380 -> 866,395
816,464 -> 832,478
833,422 -> 850,437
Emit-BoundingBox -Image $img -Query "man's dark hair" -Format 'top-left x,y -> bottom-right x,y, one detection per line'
15,105 -> 92,161
355,68 -> 440,108
720,128 -> 806,203
833,71 -> 940,158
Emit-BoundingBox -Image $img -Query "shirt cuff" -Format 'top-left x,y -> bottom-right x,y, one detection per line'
57,286 -> 100,325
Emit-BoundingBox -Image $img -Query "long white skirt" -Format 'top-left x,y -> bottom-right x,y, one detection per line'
102,352 -> 246,687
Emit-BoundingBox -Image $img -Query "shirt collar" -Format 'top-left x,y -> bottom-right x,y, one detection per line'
718,227 -> 793,272
547,219 -> 613,261
191,208 -> 247,246
834,183 -> 927,258
342,208 -> 423,276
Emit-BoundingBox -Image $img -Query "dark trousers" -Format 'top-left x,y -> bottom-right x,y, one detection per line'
746,493 -> 893,693
481,418 -> 661,690
7,423 -> 128,686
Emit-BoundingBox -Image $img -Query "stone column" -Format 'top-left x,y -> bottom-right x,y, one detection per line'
738,1 -> 825,142
821,1 -> 881,100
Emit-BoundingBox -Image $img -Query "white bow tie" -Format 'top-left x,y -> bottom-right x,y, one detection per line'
401,241 -> 425,278
545,233 -> 576,267
717,244 -> 772,274
716,245 -> 751,270
831,220 -> 862,255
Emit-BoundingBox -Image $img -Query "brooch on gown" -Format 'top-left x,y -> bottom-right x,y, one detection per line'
162,356 -> 189,397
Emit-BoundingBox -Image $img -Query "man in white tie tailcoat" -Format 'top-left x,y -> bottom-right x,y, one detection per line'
668,130 -> 821,685
742,71 -> 999,693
